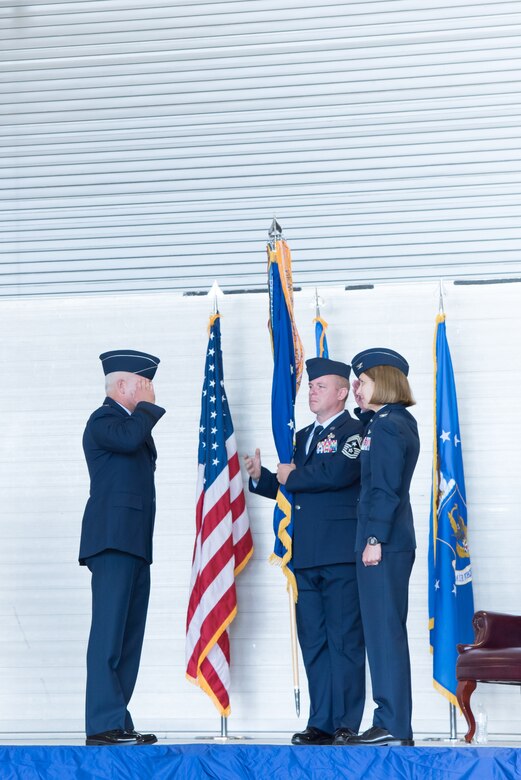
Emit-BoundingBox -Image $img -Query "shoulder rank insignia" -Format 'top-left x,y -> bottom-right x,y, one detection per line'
342,433 -> 362,459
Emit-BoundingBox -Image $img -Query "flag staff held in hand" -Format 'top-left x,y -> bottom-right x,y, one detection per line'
268,218 -> 303,716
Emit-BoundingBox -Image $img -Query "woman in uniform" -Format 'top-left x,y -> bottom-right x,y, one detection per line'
343,348 -> 419,748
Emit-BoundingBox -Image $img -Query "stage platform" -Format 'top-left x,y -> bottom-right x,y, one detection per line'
0,736 -> 520,779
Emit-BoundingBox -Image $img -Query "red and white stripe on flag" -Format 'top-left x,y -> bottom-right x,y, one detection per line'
185,433 -> 253,715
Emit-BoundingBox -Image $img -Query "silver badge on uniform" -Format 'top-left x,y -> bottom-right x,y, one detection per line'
342,434 -> 362,459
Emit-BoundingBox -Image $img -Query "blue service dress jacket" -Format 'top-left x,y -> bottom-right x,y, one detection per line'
250,409 -> 366,734
79,396 -> 166,565
355,403 -> 420,740
251,410 -> 363,567
355,403 -> 419,553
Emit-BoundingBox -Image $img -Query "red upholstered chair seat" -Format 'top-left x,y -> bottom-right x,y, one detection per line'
456,647 -> 521,682
456,611 -> 521,742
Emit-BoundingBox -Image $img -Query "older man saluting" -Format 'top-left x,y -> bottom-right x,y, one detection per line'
245,357 -> 365,746
79,350 -> 165,746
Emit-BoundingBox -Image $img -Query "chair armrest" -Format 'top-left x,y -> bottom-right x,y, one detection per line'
471,611 -> 521,649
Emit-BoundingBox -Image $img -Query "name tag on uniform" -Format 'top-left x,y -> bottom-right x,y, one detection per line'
317,433 -> 338,454
361,435 -> 371,451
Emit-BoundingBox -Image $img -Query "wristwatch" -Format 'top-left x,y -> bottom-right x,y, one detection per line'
367,536 -> 380,546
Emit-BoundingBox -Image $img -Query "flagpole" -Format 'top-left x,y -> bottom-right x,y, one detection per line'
268,215 -> 282,245
312,288 -> 329,359
220,716 -> 228,739
268,217 -> 301,717
449,703 -> 457,740
428,285 -> 474,743
439,280 -> 460,742
208,279 -> 223,315
288,592 -> 300,717
440,280 -> 458,742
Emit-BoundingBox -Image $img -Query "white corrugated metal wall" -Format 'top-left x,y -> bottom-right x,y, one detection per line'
2,0 -> 521,295
1,0 -> 521,739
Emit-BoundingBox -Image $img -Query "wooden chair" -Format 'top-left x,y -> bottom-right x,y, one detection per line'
456,610 -> 521,742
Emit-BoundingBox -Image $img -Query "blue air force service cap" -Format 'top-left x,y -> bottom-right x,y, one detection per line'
306,357 -> 351,381
99,349 -> 160,379
351,347 -> 409,377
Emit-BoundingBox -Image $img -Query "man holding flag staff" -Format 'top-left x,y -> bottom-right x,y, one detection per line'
245,357 -> 365,746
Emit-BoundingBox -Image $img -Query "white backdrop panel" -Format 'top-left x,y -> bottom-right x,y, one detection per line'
0,279 -> 519,737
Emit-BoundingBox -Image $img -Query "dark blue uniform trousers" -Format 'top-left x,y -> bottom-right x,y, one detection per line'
356,551 -> 415,739
85,550 -> 150,736
295,563 -> 365,734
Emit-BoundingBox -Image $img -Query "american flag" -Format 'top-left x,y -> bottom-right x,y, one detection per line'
185,312 -> 253,715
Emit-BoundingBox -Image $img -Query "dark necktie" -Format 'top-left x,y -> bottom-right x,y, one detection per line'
308,424 -> 324,453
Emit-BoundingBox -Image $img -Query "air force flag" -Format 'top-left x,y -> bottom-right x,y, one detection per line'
428,314 -> 475,706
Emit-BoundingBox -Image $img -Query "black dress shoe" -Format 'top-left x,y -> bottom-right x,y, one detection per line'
86,728 -> 158,746
344,726 -> 414,747
332,727 -> 358,745
291,726 -> 333,745
126,729 -> 157,744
